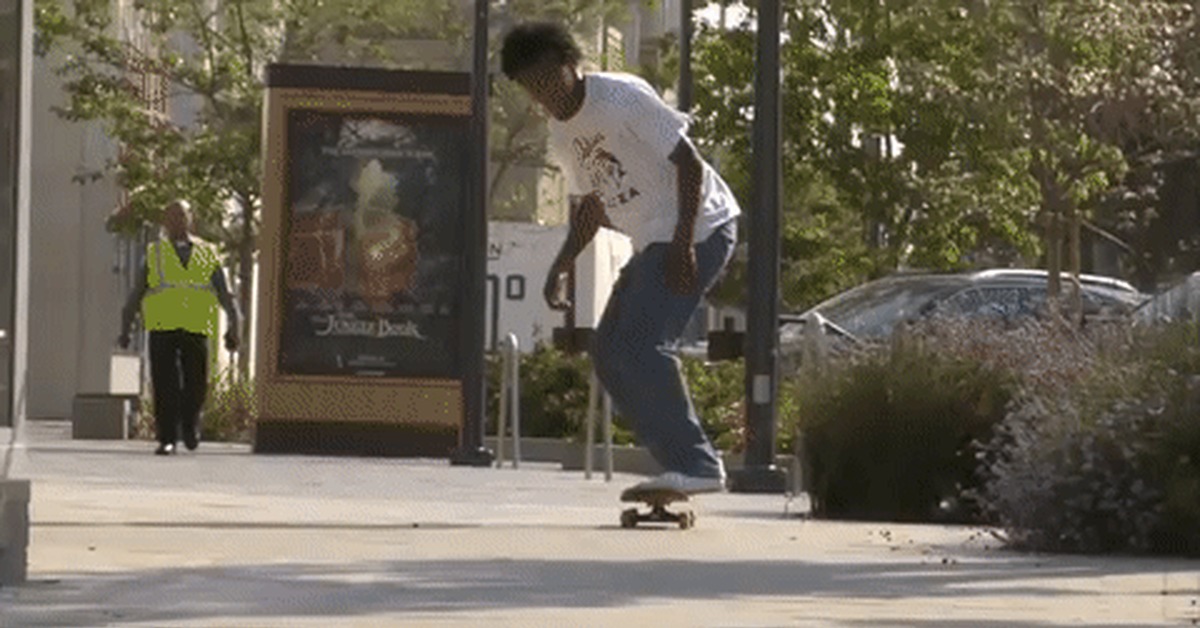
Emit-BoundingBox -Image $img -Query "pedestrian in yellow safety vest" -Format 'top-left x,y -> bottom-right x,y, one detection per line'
117,200 -> 240,455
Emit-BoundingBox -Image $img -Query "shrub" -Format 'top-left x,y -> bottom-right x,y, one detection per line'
132,391 -> 155,441
484,344 -> 768,451
485,345 -> 601,442
788,324 -> 1016,523
131,368 -> 255,444
1150,368 -> 1200,556
201,368 -> 255,443
683,358 -> 748,453
971,322 -> 1200,557
973,392 -> 1166,554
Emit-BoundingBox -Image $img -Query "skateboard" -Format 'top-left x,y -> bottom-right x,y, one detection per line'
619,487 -> 696,529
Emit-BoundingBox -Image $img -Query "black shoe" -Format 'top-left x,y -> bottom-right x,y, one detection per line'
183,430 -> 199,451
155,442 -> 176,456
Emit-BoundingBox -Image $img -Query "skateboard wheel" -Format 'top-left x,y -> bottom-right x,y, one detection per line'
620,509 -> 638,529
679,511 -> 696,530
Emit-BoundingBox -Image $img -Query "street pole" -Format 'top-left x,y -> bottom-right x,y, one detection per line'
729,0 -> 786,493
679,0 -> 693,113
451,0 -> 495,467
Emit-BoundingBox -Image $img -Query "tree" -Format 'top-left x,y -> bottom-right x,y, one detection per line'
1084,0 -> 1200,290
963,0 -> 1198,312
847,0 -> 1199,311
689,0 -> 1199,315
34,0 -> 643,381
35,0 -> 469,380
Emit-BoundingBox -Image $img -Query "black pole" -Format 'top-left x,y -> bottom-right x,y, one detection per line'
679,0 -> 693,113
451,0 -> 495,467
729,0 -> 786,493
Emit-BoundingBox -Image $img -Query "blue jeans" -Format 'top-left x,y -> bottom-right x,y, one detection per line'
591,220 -> 737,479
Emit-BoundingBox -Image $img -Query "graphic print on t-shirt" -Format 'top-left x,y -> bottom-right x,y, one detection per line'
572,132 -> 641,207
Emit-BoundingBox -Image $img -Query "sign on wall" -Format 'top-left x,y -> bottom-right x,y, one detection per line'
255,65 -> 474,456
278,108 -> 467,379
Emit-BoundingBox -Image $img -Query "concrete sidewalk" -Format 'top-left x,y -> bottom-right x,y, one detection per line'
2,422 -> 1199,627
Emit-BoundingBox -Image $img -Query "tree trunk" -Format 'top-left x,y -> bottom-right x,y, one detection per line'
1068,208 -> 1083,326
236,196 -> 255,383
1046,210 -> 1062,316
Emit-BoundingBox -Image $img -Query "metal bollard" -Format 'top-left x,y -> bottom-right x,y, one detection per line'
584,370 -> 615,482
508,332 -> 521,468
497,349 -> 507,468
496,333 -> 521,469
603,390 -> 613,481
585,372 -> 597,479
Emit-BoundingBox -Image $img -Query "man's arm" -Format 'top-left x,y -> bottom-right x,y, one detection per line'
551,192 -> 611,272
670,137 -> 703,244
120,261 -> 149,336
544,193 -> 610,309
211,268 -> 241,330
664,137 -> 704,295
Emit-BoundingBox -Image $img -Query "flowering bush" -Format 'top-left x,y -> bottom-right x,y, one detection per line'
970,322 -> 1200,556
484,345 -> 778,449
484,345 -> 596,442
134,367 -> 255,443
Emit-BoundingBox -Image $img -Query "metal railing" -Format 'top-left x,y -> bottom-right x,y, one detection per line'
495,332 -> 521,468
584,371 -> 614,481
493,330 -> 614,479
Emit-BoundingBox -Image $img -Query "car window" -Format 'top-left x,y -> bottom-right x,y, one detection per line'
936,286 -> 1048,319
940,285 -> 1136,320
1083,289 -> 1140,315
810,276 -> 966,337
807,273 -> 1144,340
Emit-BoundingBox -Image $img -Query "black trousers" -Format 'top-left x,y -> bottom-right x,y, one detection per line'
148,330 -> 208,445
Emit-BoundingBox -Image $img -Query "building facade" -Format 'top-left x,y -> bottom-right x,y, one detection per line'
21,0 -> 712,421
1,0 -> 32,435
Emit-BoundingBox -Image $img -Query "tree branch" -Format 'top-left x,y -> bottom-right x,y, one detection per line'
233,0 -> 258,82
488,103 -> 538,204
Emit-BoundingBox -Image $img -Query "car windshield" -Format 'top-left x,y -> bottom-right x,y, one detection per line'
804,275 -> 968,337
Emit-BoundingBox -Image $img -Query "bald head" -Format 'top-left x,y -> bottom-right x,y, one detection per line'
162,200 -> 193,240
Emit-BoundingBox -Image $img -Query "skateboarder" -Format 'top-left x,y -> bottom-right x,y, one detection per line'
501,22 -> 741,495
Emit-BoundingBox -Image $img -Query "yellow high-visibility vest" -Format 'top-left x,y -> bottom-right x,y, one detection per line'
142,238 -> 221,336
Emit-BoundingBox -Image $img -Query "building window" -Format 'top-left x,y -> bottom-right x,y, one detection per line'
506,275 -> 525,301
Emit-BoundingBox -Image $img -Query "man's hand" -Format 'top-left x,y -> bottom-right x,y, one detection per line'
224,329 -> 240,352
666,237 -> 699,295
117,332 -> 131,350
543,260 -> 572,311
542,191 -> 609,312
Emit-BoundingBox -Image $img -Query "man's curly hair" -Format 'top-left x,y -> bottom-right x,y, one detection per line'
500,21 -> 583,80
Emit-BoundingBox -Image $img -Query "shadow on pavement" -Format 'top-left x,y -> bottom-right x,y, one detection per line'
33,521 -> 481,532
5,556 -> 1198,627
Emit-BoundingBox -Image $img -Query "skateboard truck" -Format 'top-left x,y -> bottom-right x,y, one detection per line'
619,488 -> 696,530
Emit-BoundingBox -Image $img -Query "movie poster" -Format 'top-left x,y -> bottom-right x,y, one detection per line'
277,109 -> 467,378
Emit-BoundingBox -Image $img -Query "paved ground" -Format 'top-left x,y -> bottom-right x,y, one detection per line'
2,421 -> 1199,627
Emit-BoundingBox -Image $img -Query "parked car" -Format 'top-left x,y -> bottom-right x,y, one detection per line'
1133,272 -> 1200,325
779,268 -> 1148,352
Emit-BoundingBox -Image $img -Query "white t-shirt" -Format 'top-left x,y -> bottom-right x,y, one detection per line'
546,72 -> 741,252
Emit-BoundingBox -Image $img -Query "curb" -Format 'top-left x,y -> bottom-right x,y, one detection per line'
0,479 -> 30,586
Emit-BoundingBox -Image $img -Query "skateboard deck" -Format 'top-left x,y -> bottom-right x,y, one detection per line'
619,487 -> 696,529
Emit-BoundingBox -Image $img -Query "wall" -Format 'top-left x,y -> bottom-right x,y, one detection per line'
24,2 -> 690,418
1,0 -> 32,439
574,226 -> 634,330
484,221 -> 631,354
485,222 -> 560,352
27,46 -> 124,419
